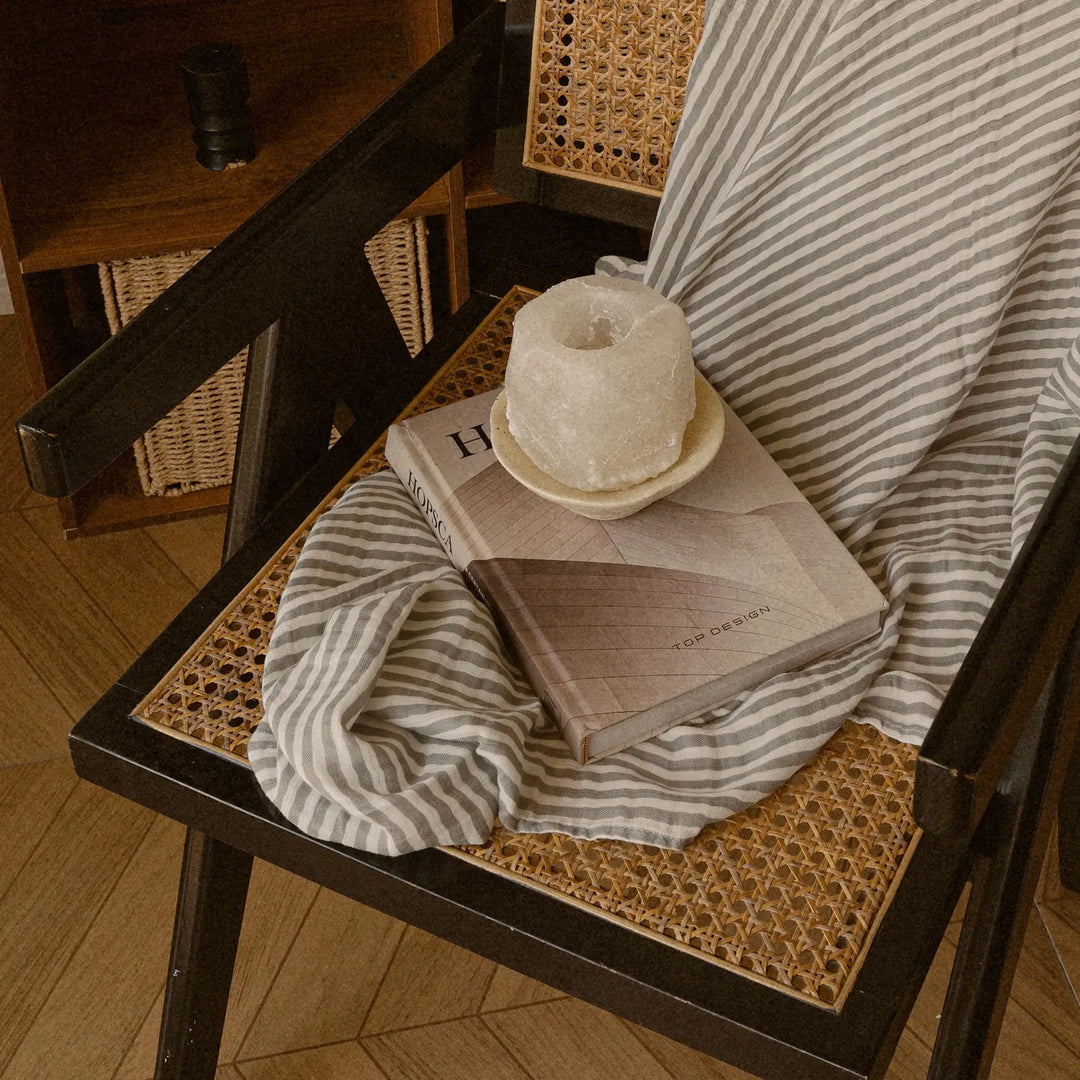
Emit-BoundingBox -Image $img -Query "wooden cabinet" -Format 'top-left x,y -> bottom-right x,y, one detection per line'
0,0 -> 505,536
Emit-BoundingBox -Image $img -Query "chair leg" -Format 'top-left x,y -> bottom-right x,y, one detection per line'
155,827 -> 253,1080
1058,732 -> 1080,892
926,656 -> 1080,1080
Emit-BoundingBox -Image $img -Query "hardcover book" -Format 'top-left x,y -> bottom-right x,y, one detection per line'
385,387 -> 887,763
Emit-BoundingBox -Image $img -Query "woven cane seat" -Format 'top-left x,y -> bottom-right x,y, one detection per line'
524,0 -> 706,194
134,287 -> 920,1011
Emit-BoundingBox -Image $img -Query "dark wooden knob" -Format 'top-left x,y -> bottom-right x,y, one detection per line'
180,42 -> 256,171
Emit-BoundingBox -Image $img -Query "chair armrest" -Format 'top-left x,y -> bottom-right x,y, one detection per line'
16,2 -> 505,500
915,435 -> 1080,836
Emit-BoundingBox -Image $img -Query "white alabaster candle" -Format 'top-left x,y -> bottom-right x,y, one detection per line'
504,275 -> 696,492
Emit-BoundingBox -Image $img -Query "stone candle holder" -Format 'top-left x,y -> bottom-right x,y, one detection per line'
492,275 -> 725,520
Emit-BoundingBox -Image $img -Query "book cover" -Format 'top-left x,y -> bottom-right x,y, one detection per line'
385,387 -> 886,763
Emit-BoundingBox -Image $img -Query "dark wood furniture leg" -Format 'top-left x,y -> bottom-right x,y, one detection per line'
927,636 -> 1080,1080
1059,731 -> 1080,891
226,260 -> 412,556
156,828 -> 254,1080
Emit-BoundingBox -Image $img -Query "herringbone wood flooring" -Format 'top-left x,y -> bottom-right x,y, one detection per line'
1,312 -> 1078,1079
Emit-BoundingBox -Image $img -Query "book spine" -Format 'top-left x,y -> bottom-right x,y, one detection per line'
385,425 -> 474,571
465,563 -> 589,764
386,424 -> 589,754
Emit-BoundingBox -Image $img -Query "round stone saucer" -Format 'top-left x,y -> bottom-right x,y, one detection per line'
490,371 -> 726,520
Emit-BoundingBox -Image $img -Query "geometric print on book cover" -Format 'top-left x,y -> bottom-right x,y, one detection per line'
131,287 -> 919,1010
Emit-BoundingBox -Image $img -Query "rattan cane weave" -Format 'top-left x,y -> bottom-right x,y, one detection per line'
524,0 -> 706,194
457,724 -> 918,1008
99,217 -> 433,497
133,288 -> 527,756
132,286 -> 920,1011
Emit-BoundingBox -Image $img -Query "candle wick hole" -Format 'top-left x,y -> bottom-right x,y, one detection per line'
564,314 -> 628,350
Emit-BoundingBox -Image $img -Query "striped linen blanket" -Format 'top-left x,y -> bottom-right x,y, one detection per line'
249,0 -> 1080,854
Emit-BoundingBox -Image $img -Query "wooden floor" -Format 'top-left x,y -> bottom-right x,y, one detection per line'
1,309 -> 1078,1080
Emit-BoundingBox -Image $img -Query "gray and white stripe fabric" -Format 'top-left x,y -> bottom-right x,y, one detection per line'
250,0 -> 1080,854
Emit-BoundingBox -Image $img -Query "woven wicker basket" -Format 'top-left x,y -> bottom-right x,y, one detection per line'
99,218 -> 434,497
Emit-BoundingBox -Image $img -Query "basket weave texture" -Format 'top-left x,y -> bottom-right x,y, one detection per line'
132,287 -> 919,1010
525,0 -> 705,194
99,218 -> 434,497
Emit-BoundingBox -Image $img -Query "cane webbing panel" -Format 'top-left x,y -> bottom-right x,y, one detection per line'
132,286 -> 919,1010
524,0 -> 706,194
134,289 -> 530,757
457,724 -> 919,1008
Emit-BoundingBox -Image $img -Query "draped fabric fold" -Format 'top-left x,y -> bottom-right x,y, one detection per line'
251,0 -> 1080,854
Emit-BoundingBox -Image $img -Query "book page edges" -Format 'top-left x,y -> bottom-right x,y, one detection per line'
578,606 -> 884,763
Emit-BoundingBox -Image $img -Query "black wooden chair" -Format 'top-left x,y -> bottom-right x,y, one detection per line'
17,3 -> 1080,1078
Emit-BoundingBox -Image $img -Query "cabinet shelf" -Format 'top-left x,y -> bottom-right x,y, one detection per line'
1,0 -> 503,537
65,458 -> 231,540
11,2 -> 450,273
463,143 -> 516,211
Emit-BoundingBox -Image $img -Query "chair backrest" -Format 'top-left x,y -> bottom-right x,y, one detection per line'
495,0 -> 704,226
